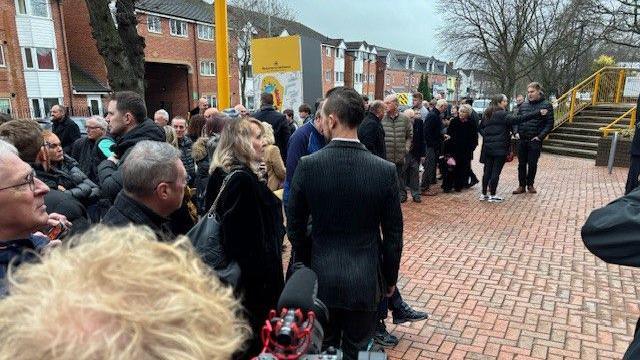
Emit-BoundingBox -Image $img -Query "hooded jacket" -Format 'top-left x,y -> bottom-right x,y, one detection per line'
97,119 -> 165,203
36,155 -> 100,204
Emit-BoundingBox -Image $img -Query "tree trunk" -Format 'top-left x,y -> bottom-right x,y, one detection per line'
84,0 -> 146,97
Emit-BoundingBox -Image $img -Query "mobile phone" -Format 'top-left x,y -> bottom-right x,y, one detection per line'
47,222 -> 67,240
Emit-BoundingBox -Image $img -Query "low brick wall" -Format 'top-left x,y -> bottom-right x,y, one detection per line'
596,137 -> 632,167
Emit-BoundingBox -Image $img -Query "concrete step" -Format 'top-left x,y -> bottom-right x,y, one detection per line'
572,115 -> 631,124
554,127 -> 603,136
589,104 -> 635,110
542,145 -> 597,159
548,133 -> 601,142
545,139 -> 598,150
563,122 -> 627,129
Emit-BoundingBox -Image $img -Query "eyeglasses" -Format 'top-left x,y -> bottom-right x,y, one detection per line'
44,141 -> 62,150
86,126 -> 103,130
0,170 -> 36,192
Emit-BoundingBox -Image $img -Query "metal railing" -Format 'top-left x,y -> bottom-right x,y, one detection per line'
600,106 -> 637,137
552,67 -> 640,131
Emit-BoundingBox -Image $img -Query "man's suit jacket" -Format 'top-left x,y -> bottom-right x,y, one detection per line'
287,140 -> 403,312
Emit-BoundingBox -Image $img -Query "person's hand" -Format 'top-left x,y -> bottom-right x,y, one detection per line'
40,239 -> 62,256
444,134 -> 451,141
47,213 -> 72,229
514,133 -> 520,140
57,185 -> 66,191
386,286 -> 396,297
533,137 -> 541,141
107,155 -> 119,165
540,109 -> 548,116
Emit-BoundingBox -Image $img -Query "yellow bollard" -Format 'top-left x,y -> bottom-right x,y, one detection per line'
615,69 -> 626,104
214,0 -> 230,109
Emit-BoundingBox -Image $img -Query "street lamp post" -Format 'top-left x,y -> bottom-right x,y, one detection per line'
214,0 -> 230,109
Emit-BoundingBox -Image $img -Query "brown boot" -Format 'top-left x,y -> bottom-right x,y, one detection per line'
512,186 -> 526,194
527,186 -> 537,194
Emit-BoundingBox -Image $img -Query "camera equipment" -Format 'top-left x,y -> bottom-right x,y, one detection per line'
255,267 -> 386,360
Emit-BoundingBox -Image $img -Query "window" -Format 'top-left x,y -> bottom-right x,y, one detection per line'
43,98 -> 59,116
0,99 -> 10,114
31,99 -> 41,118
170,19 -> 188,37
334,71 -> 344,82
36,48 -> 54,69
200,60 -> 215,76
87,95 -> 103,116
23,48 -> 34,69
147,15 -> 162,33
386,74 -> 390,85
325,71 -> 331,81
242,65 -> 253,78
16,0 -> 49,17
0,46 -> 5,67
247,96 -> 254,110
30,97 -> 59,118
197,24 -> 213,40
325,47 -> 331,57
203,95 -> 217,108
339,49 -> 345,58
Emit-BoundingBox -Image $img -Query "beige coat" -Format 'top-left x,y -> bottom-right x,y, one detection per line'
264,144 -> 286,191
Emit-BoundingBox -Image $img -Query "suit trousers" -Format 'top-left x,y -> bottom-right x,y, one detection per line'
323,308 -> 377,360
395,162 -> 407,200
377,287 -> 404,320
402,154 -> 421,198
421,147 -> 438,190
517,139 -> 542,187
626,155 -> 640,195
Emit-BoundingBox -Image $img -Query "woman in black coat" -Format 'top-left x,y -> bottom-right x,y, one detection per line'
479,94 -> 547,203
445,104 -> 478,192
205,117 -> 285,359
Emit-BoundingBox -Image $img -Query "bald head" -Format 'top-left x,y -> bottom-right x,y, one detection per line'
204,107 -> 219,119
50,105 -> 65,122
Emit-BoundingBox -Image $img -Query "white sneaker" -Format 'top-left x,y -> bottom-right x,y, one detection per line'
488,195 -> 504,203
479,194 -> 489,201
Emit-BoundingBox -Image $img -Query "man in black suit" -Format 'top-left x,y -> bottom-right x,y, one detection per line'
582,186 -> 640,359
358,99 -> 386,158
287,87 -> 403,360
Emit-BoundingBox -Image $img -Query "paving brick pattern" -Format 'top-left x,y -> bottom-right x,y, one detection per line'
386,154 -> 640,359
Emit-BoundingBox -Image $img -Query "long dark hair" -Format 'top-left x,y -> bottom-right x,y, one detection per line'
483,94 -> 507,121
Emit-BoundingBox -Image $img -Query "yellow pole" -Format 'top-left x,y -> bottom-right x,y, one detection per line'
214,0 -> 230,109
632,108 -> 637,129
615,69 -> 626,103
569,89 -> 577,123
592,73 -> 601,106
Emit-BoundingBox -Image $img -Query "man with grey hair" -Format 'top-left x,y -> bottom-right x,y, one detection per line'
358,100 -> 386,158
71,116 -> 110,183
190,97 -> 210,117
382,94 -> 413,203
154,109 -> 170,127
102,140 -> 187,240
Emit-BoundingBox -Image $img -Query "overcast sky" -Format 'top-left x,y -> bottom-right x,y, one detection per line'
285,0 -> 447,60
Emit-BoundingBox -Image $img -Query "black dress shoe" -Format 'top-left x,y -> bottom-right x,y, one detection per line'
374,321 -> 399,347
392,302 -> 429,324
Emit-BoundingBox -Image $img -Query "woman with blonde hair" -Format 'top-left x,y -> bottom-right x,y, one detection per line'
163,125 -> 178,148
444,104 -> 478,192
261,122 -> 286,191
204,117 -> 285,358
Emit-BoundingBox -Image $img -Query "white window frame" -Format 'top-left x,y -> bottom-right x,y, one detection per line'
147,15 -> 162,34
0,98 -> 11,115
386,74 -> 390,85
197,24 -> 214,41
22,47 -> 57,71
170,19 -> 188,37
200,60 -> 215,76
30,97 -> 61,119
15,0 -> 50,18
0,45 -> 5,67
87,95 -> 103,116
325,47 -> 331,57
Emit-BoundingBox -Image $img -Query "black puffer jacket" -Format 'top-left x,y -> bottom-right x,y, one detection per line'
516,96 -> 554,140
178,137 -> 196,187
52,116 -> 81,154
253,106 -> 291,161
358,111 -> 386,159
35,156 -> 100,204
102,192 -> 174,241
191,134 -> 220,214
97,119 -> 166,203
480,109 -> 539,158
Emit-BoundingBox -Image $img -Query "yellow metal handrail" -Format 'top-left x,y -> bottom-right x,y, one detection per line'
552,66 -> 640,131
600,106 -> 637,136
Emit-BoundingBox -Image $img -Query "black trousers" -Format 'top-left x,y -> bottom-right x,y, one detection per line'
377,287 -> 403,320
323,308 -> 377,360
626,155 -> 640,195
482,155 -> 506,195
517,139 -> 542,187
454,156 -> 472,191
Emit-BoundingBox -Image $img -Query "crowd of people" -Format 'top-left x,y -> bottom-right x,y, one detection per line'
0,81 -> 560,359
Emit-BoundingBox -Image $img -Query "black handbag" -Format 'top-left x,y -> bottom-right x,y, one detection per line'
187,170 -> 243,287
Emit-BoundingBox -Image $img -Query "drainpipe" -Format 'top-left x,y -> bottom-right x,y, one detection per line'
193,22 -> 200,107
58,0 -> 74,113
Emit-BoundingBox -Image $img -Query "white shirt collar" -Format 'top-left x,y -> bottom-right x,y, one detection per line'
331,137 -> 360,143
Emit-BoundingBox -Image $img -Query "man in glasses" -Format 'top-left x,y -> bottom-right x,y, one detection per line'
102,141 -> 187,240
0,139 -> 64,294
71,116 -> 111,183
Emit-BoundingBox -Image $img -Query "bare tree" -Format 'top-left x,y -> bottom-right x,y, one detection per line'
84,0 -> 146,96
229,0 -> 296,106
595,0 -> 640,49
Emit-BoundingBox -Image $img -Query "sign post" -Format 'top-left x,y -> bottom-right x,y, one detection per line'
214,0 -> 230,109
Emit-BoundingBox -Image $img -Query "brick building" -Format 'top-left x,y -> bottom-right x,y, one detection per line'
63,0 -> 241,119
344,41 -> 376,100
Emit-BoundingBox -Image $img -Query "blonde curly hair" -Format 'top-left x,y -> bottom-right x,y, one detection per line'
210,117 -> 264,174
0,225 -> 249,360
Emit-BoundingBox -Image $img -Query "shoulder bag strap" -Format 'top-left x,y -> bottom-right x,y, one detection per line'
207,169 -> 244,216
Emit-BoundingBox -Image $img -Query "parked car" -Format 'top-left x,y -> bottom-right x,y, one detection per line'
36,117 -> 88,136
472,99 -> 491,115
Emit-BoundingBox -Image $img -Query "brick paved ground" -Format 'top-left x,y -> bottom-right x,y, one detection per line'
386,153 -> 640,359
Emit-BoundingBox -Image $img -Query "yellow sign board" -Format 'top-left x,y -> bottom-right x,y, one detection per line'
251,35 -> 302,74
